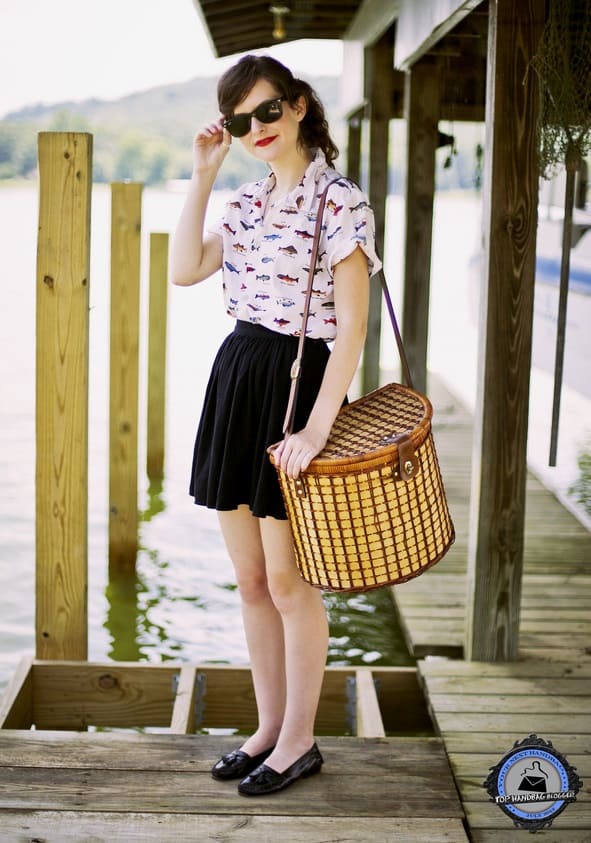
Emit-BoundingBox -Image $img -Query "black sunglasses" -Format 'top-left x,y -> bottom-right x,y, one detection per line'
223,96 -> 286,138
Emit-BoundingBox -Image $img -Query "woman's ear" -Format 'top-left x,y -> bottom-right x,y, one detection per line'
294,95 -> 307,121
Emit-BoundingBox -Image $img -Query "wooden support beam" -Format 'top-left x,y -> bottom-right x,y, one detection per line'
355,670 -> 386,737
346,105 -> 364,185
146,232 -> 169,482
401,62 -> 440,395
362,27 -> 394,393
0,661 -> 430,734
109,182 -> 142,572
465,0 -> 544,661
0,656 -> 34,728
395,0 -> 484,69
169,666 -> 198,734
345,0 -> 400,45
32,661 -> 178,730
36,131 -> 92,661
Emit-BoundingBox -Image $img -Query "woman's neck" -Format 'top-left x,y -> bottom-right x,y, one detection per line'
270,149 -> 312,199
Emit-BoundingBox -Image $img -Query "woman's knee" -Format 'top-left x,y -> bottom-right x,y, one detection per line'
235,564 -> 270,605
267,567 -> 308,614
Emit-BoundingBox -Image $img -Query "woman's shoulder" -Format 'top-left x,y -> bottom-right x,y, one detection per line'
317,169 -> 371,208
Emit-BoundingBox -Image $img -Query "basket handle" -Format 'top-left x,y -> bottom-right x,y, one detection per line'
282,178 -> 414,435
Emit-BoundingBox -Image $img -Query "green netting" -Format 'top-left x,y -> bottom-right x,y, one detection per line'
530,0 -> 591,177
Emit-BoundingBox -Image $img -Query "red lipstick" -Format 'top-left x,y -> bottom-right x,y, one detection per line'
255,136 -> 276,148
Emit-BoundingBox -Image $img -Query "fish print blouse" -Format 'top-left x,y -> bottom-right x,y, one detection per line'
209,150 -> 382,341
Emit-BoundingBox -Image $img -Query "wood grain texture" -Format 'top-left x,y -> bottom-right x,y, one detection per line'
0,734 -> 464,819
0,812 -> 469,843
401,61 -> 439,397
146,232 -> 169,481
363,28 -> 394,394
109,182 -> 142,571
465,0 -> 545,661
36,131 -> 92,660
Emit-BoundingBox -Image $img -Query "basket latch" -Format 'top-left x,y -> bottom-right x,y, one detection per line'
393,433 -> 419,482
294,477 -> 307,499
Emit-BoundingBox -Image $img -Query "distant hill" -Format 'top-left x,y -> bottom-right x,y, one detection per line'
0,76 -> 342,187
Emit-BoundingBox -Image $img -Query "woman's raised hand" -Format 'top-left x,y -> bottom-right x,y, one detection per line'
192,118 -> 232,174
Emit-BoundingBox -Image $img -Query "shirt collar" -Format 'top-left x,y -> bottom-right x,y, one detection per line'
246,149 -> 332,210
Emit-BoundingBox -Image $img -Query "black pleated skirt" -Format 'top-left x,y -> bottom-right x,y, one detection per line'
189,320 -> 331,519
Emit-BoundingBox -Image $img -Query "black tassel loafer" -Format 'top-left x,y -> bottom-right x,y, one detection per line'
237,742 -> 323,796
211,745 -> 275,781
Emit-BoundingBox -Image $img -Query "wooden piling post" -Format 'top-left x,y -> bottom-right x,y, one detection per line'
109,182 -> 142,571
36,131 -> 92,660
147,232 -> 169,481
465,0 -> 544,661
363,27 -> 394,393
401,61 -> 440,396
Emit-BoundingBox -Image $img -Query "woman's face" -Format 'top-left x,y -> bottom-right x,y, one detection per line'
230,78 -> 306,165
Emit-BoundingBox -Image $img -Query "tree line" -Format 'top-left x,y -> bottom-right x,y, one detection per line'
0,75 -> 484,191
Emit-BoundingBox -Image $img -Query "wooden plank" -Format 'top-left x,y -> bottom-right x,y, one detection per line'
169,666 -> 197,734
355,670 -> 386,737
434,712 -> 591,734
423,676 -> 591,696
465,0 -> 545,661
32,662 -> 178,729
27,663 -> 432,735
395,0 -> 484,69
428,694 -> 591,714
401,60 -> 439,395
0,733 -> 449,773
442,733 -> 587,756
109,181 -> 142,571
0,655 -> 34,728
471,830 -> 591,842
346,107 -> 363,185
465,800 -> 591,830
362,26 -> 394,393
345,0 -> 399,45
518,648 -> 591,664
0,812 -> 469,842
0,766 -> 463,817
146,231 -> 169,481
36,131 -> 92,661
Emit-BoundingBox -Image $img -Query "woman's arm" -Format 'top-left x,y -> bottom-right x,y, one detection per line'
169,119 -> 231,286
275,245 -> 370,478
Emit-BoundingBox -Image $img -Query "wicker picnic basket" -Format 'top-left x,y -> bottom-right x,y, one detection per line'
269,179 -> 454,592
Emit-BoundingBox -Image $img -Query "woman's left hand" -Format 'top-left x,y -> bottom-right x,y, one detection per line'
272,426 -> 328,479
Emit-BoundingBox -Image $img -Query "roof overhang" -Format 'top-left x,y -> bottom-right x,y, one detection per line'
192,0 -> 363,58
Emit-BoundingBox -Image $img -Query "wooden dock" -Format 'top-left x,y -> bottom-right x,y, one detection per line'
0,662 -> 467,841
392,378 -> 591,840
0,733 -> 466,842
1,379 -> 589,840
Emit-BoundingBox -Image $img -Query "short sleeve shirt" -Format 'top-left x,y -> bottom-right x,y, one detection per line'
209,150 -> 382,341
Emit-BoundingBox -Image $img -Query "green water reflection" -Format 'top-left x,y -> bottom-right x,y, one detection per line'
105,485 -> 414,668
104,551 -> 413,667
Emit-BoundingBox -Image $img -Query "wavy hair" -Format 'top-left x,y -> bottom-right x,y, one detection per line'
217,55 -> 339,165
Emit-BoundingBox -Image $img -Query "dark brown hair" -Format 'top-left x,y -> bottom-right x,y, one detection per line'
217,55 -> 339,165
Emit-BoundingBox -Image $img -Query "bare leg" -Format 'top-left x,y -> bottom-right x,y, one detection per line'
259,516 -> 329,773
218,506 -> 284,755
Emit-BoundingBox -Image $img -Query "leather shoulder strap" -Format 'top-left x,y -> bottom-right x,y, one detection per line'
282,177 -> 414,436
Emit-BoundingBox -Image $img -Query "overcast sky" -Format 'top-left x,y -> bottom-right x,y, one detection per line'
0,0 -> 343,118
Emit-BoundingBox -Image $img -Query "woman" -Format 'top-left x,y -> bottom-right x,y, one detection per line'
170,55 -> 381,796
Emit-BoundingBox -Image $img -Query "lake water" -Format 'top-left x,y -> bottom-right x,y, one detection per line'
1,183 -> 589,695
